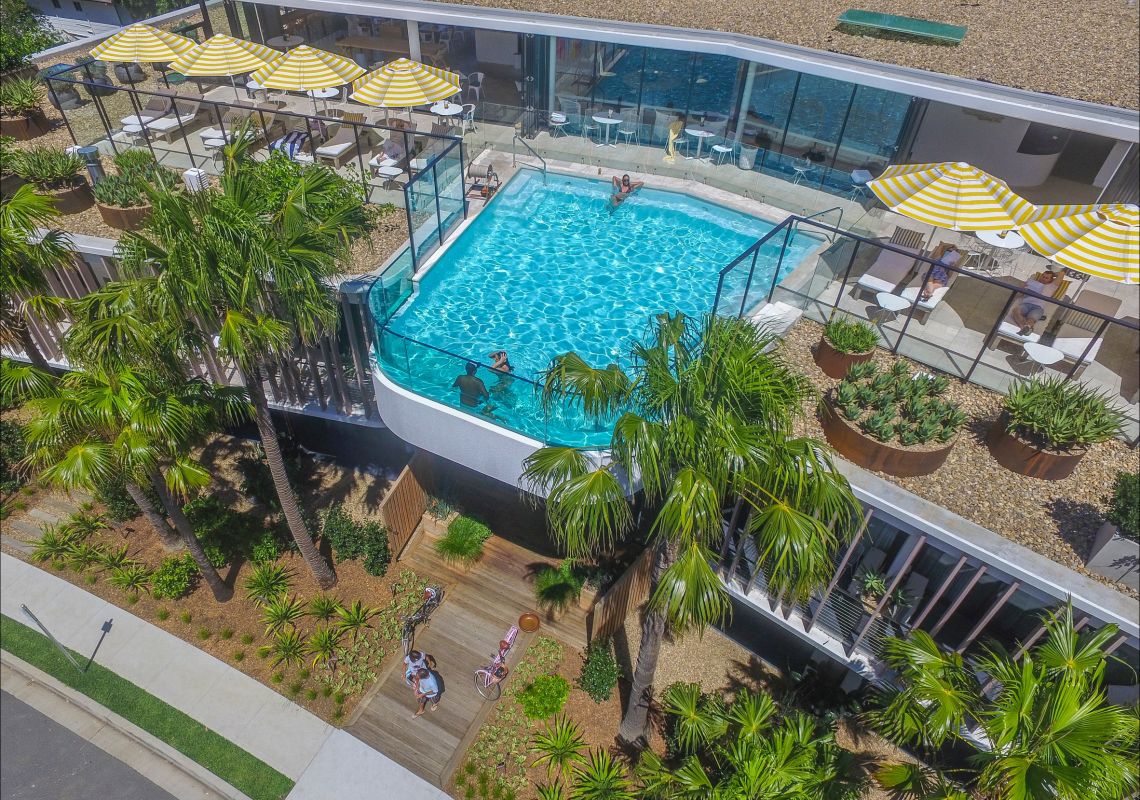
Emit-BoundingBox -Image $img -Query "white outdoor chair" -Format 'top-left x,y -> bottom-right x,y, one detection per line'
615,109 -> 640,146
466,72 -> 484,104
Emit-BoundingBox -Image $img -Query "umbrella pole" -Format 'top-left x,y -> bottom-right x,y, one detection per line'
231,74 -> 241,103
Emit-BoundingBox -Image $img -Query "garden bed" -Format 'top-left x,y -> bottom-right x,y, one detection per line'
782,319 -> 1138,598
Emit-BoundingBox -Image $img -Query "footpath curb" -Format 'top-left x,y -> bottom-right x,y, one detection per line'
1,651 -> 253,800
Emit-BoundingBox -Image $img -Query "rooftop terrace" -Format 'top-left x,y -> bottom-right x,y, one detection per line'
430,0 -> 1140,109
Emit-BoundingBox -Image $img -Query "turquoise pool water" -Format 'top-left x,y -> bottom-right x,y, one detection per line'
375,169 -> 816,446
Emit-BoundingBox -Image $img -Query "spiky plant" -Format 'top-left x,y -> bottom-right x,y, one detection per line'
530,716 -> 587,780
304,625 -> 343,668
271,628 -> 305,668
243,563 -> 292,603
261,594 -> 306,635
336,600 -> 377,637
308,594 -> 343,621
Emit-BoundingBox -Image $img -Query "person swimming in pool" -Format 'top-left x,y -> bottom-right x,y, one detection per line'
610,174 -> 644,209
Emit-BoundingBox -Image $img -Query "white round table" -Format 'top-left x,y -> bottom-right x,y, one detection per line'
430,101 -> 463,127
592,113 -> 621,148
267,35 -> 304,49
306,87 -> 339,112
683,127 -> 715,160
976,230 -> 1025,249
120,114 -> 154,127
1021,342 -> 1065,372
875,291 -> 911,322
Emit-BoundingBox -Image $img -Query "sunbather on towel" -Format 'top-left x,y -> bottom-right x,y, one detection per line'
1010,269 -> 1059,334
920,244 -> 961,300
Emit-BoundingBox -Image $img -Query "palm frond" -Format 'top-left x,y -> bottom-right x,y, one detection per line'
541,352 -> 631,418
544,466 -> 632,559
648,542 -> 732,634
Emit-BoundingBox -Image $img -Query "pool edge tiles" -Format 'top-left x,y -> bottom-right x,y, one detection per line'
375,168 -> 818,447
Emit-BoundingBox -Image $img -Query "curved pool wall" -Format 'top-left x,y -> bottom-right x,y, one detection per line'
369,169 -> 818,452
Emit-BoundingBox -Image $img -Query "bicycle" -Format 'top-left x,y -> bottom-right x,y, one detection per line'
400,584 -> 444,656
473,625 -> 518,700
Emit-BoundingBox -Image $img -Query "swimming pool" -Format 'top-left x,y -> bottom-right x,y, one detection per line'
374,169 -> 817,446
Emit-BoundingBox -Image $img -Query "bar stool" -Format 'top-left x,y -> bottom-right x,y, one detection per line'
549,110 -> 568,138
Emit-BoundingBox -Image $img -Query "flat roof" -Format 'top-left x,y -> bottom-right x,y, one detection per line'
431,0 -> 1140,110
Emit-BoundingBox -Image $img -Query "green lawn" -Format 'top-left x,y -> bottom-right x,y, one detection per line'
0,614 -> 294,800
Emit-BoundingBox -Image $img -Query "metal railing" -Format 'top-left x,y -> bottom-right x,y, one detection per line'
512,131 -> 548,184
801,205 -> 844,242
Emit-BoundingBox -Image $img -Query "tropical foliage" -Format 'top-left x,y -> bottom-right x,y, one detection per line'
868,603 -> 1139,800
0,0 -> 60,72
522,312 -> 860,742
824,315 -> 878,354
1004,376 -> 1124,450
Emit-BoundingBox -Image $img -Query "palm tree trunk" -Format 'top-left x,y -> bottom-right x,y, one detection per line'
618,537 -> 674,747
14,318 -> 51,372
123,480 -> 182,551
245,362 -> 336,589
149,470 -> 233,602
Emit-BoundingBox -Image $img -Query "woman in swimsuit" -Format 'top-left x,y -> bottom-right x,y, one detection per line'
610,174 -> 644,208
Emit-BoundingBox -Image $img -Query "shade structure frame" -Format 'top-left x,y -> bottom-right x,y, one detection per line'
1020,203 -> 1139,284
869,161 -> 1038,233
350,57 -> 461,109
89,23 -> 196,64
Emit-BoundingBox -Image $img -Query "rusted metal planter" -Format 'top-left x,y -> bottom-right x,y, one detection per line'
820,401 -> 955,477
96,201 -> 152,230
0,109 -> 47,140
814,336 -> 874,379
986,417 -> 1087,480
43,181 -> 94,214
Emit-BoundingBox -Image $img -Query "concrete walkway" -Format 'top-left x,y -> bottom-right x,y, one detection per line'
0,553 -> 450,800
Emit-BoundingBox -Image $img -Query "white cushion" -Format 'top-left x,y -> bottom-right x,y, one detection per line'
315,140 -> 353,157
996,320 -> 1041,344
856,273 -> 899,294
900,284 -> 950,310
145,113 -> 194,132
1053,335 -> 1102,363
856,246 -> 918,292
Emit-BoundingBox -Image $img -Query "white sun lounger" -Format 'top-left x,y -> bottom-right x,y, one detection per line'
854,227 -> 926,299
1049,291 -> 1121,376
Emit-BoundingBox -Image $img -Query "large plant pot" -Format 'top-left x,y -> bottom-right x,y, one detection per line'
577,584 -> 600,611
1085,522 -> 1139,591
986,418 -> 1086,480
0,110 -> 47,141
1,172 -> 25,198
820,401 -> 955,477
43,182 -> 94,214
814,337 -> 874,379
96,201 -> 151,230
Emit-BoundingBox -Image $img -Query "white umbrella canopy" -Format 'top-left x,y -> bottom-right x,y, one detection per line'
168,34 -> 284,101
350,57 -> 460,117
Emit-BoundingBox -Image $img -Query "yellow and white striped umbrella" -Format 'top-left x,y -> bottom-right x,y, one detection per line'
350,57 -> 460,108
249,45 -> 364,90
1020,203 -> 1138,283
90,23 -> 196,63
168,34 -> 282,77
869,161 -> 1037,232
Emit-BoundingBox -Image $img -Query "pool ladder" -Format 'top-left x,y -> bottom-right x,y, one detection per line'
800,206 -> 844,242
512,132 -> 548,184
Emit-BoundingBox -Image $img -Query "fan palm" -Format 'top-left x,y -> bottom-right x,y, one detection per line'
869,603 -> 1139,800
0,185 -> 70,370
114,155 -> 369,588
7,362 -> 249,601
522,313 -> 860,743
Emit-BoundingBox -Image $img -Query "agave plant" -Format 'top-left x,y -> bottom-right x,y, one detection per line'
536,781 -> 565,800
243,563 -> 293,603
261,594 -> 306,635
97,543 -> 132,571
271,628 -> 305,668
568,749 -> 634,800
304,624 -> 343,668
108,564 -> 151,595
30,523 -> 77,563
530,716 -> 587,780
336,600 -> 377,637
308,594 -> 343,621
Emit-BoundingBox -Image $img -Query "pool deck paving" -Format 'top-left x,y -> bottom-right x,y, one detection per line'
0,553 -> 449,800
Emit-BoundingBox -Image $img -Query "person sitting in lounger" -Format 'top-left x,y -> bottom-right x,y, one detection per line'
1010,269 -> 1060,335
920,243 -> 961,300
610,174 -> 644,208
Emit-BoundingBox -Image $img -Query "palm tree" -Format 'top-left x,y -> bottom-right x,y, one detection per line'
637,683 -> 867,798
115,157 -> 369,589
869,603 -> 1139,800
0,184 -> 70,371
6,361 -> 249,601
522,313 -> 860,744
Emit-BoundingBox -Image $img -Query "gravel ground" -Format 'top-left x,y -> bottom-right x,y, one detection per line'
784,318 -> 1139,598
344,206 -> 409,275
433,0 -> 1139,109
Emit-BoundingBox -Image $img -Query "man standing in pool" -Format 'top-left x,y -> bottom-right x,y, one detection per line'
610,174 -> 644,209
452,362 -> 490,408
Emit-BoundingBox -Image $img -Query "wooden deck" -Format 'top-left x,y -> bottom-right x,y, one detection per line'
346,532 -> 589,787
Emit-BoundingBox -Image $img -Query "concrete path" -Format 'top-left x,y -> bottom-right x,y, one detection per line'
0,553 -> 450,800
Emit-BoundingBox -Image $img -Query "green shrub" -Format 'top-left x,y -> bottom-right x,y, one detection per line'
577,640 -> 621,703
240,633 -> 254,645
219,627 -> 234,640
1004,376 -> 1124,451
150,553 -> 198,600
108,564 -> 151,595
0,0 -> 60,72
155,608 -> 170,621
534,561 -> 583,614
320,504 -> 390,576
233,650 -> 245,662
9,146 -> 84,189
517,674 -> 570,720
1106,472 -> 1140,542
179,611 -> 192,624
434,515 -> 491,566
185,495 -> 281,567
93,477 -> 142,522
197,627 -> 211,640
0,418 -> 27,495
824,315 -> 878,355
0,76 -> 44,115
92,150 -> 178,208
243,562 -> 292,603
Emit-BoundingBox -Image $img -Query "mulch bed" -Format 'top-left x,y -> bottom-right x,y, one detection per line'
782,318 -> 1138,598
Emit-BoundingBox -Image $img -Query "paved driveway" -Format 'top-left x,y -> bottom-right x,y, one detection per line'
0,690 -> 177,800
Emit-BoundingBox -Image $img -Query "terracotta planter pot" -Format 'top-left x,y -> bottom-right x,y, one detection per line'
814,337 -> 874,379
96,201 -> 151,230
0,110 -> 47,141
820,401 -> 955,477
986,418 -> 1087,480
518,612 -> 541,632
44,182 -> 94,214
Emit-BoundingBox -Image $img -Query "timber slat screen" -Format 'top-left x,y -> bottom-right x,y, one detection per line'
590,545 -> 655,641
381,451 -> 433,559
